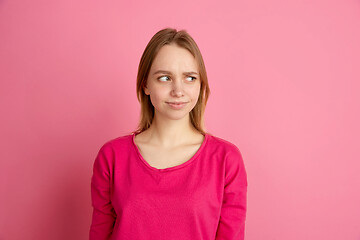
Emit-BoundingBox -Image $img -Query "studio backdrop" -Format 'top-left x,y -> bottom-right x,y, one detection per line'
0,0 -> 359,239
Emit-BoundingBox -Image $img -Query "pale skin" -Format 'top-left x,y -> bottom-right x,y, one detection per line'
134,43 -> 205,169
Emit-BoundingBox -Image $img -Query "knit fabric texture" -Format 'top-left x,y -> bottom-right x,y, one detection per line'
89,133 -> 248,240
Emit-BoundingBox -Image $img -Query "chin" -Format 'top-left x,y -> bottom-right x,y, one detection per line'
158,111 -> 191,121
167,113 -> 190,121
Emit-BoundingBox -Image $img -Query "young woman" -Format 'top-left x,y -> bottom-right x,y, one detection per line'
89,28 -> 248,240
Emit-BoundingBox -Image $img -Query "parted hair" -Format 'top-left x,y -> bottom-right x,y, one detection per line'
133,27 -> 210,135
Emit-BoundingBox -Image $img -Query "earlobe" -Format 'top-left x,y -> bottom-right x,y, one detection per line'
144,87 -> 150,95
142,79 -> 151,95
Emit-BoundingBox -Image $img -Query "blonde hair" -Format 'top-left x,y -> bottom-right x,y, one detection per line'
133,27 -> 210,135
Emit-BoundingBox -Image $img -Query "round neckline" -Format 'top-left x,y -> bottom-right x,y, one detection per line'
131,132 -> 209,173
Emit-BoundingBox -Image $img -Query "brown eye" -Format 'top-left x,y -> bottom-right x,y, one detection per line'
186,76 -> 196,81
158,76 -> 170,82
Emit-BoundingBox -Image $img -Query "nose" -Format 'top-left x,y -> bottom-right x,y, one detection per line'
171,80 -> 184,97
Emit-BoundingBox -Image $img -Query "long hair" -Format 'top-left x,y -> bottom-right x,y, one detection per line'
133,28 -> 210,135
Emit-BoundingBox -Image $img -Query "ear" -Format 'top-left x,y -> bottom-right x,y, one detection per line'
144,85 -> 150,95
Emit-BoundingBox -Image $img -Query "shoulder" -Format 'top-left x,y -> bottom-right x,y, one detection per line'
206,133 -> 242,157
207,133 -> 247,185
93,134 -> 133,168
102,133 -> 133,148
206,133 -> 245,169
96,134 -> 133,155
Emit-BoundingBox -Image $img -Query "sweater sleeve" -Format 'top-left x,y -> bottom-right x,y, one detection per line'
215,146 -> 248,240
89,143 -> 117,240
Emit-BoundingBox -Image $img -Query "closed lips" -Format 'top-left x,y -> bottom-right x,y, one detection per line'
167,102 -> 188,104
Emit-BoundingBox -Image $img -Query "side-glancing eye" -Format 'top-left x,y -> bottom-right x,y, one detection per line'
158,76 -> 170,82
186,76 -> 197,82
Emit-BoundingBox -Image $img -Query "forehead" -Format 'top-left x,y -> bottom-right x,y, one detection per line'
150,44 -> 198,72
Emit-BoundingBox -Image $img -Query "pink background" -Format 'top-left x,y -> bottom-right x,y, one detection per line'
1,0 -> 359,239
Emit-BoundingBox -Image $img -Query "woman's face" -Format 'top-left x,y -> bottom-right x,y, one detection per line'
145,43 -> 201,121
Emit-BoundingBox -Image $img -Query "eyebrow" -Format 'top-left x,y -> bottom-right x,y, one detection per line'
153,70 -> 199,76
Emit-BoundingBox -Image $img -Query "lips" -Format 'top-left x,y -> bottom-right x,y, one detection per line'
166,101 -> 188,109
166,102 -> 188,104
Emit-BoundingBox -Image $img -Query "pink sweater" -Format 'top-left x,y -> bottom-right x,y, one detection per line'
89,133 -> 248,240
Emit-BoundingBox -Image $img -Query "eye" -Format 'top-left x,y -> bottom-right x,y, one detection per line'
186,76 -> 197,82
158,76 -> 170,82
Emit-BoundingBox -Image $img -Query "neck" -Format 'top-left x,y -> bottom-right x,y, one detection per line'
145,112 -> 200,148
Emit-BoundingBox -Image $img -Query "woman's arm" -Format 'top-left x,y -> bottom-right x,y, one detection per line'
89,143 -> 117,240
215,146 -> 248,240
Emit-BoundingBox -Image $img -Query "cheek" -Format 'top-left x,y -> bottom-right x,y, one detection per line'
149,88 -> 167,105
190,85 -> 201,100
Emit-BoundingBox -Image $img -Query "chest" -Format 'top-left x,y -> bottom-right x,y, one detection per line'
137,143 -> 202,170
111,159 -> 223,240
